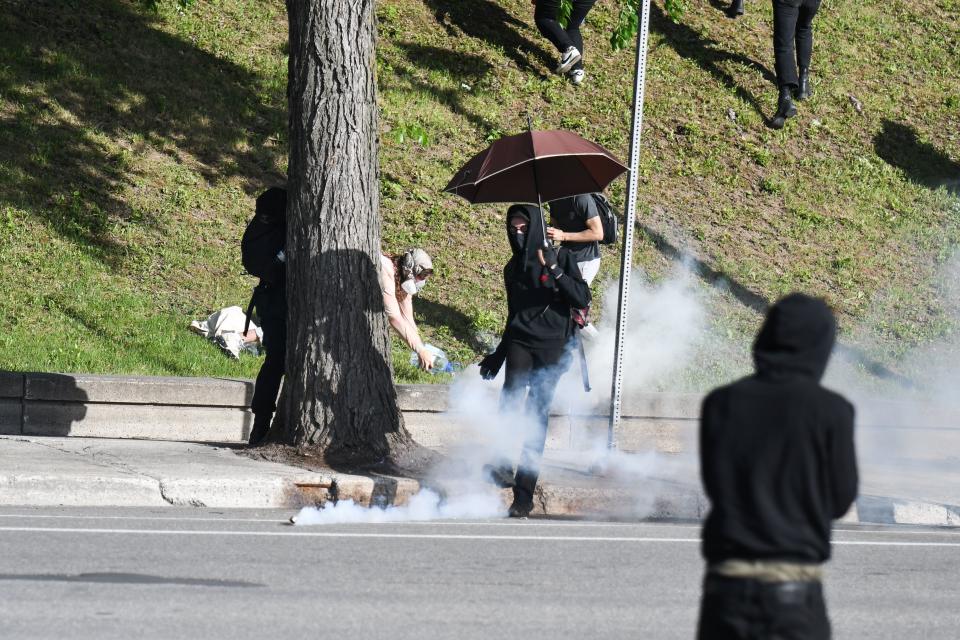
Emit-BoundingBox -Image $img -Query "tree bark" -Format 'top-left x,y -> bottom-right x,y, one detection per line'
283,0 -> 415,466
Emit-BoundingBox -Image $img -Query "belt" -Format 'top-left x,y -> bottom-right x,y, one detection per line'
708,559 -> 823,583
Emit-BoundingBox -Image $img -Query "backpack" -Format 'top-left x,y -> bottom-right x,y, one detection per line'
591,193 -> 618,245
241,216 -> 285,283
241,187 -> 287,335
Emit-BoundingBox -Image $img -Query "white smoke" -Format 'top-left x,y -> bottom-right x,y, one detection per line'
293,264 -> 721,526
292,489 -> 503,525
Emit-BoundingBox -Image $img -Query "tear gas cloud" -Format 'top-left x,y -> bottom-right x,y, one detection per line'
294,250 -> 960,526
295,265 -> 716,525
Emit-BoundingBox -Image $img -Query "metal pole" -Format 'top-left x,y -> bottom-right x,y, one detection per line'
607,0 -> 652,450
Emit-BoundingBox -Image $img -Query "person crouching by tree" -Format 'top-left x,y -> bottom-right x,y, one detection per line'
381,248 -> 435,371
479,204 -> 591,517
697,293 -> 858,639
246,187 -> 288,447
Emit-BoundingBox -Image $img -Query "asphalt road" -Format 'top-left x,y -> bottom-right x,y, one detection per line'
0,508 -> 958,639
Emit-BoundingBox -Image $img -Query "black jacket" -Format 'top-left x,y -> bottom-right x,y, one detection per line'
503,247 -> 591,350
700,293 -> 858,565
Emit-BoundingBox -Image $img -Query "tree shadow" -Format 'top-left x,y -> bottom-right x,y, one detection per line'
20,373 -> 89,437
638,222 -> 916,387
874,120 -> 960,195
390,43 -> 498,133
423,0 -> 554,78
650,2 -> 775,118
0,0 -> 285,265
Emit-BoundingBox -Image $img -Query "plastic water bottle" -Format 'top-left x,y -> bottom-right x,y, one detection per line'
410,344 -> 456,374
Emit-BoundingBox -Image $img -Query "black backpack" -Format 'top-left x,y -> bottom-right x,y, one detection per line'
591,193 -> 618,245
241,187 -> 287,285
241,187 -> 287,335
241,218 -> 285,283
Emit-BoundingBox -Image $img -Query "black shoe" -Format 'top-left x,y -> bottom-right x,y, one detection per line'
248,415 -> 271,447
508,500 -> 533,518
726,0 -> 744,17
796,68 -> 812,101
770,87 -> 798,129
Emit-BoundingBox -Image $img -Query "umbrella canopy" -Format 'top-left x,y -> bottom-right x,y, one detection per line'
443,130 -> 627,204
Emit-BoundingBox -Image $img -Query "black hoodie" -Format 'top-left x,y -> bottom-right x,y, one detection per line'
502,204 -> 591,350
700,293 -> 859,565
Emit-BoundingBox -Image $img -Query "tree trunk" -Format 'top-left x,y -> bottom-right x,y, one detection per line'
283,0 -> 415,466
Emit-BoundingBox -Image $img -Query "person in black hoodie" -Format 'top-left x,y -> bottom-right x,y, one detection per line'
697,293 -> 858,639
479,204 -> 591,517
247,187 -> 288,447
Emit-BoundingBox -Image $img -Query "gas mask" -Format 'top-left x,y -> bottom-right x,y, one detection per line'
398,248 -> 433,296
401,278 -> 425,296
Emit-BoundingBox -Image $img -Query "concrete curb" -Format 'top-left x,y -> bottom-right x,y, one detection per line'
0,435 -> 956,526
323,474 -> 960,527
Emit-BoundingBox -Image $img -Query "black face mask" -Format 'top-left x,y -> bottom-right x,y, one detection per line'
509,230 -> 526,253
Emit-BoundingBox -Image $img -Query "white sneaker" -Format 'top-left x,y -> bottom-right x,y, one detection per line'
556,46 -> 582,74
568,69 -> 585,85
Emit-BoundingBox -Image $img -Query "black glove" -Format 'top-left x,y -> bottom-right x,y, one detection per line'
479,347 -> 507,380
540,244 -> 558,269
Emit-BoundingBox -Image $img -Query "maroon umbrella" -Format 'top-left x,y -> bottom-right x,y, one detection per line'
443,129 -> 627,205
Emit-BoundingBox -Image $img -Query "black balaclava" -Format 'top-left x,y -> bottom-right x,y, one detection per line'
753,293 -> 837,381
506,203 -> 550,289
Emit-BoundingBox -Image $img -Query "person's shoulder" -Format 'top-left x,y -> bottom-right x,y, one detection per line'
380,253 -> 394,273
575,193 -> 599,217
816,386 -> 855,420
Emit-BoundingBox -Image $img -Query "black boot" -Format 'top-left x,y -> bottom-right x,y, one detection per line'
770,87 -> 798,130
796,67 -> 812,100
248,414 -> 271,447
726,0 -> 744,17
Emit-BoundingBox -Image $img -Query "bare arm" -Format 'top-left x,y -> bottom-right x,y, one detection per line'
547,216 -> 603,243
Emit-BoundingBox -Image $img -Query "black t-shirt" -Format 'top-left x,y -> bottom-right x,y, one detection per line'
549,194 -> 600,262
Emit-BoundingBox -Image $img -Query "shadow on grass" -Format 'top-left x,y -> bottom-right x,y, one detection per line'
391,43 -> 498,133
650,2 -> 775,118
423,0 -> 554,78
874,120 -> 960,195
415,297 -> 488,353
638,222 -> 916,387
0,0 -> 284,264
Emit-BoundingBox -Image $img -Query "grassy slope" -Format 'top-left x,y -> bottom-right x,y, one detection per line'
0,0 -> 957,385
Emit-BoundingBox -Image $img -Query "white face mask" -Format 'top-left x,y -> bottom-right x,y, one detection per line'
401,279 -> 419,296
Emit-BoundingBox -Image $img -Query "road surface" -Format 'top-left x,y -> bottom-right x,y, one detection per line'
0,507 -> 957,639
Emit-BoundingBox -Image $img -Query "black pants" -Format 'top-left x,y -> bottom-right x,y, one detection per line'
250,286 -> 287,419
772,0 -> 822,89
500,341 -> 572,507
534,0 -> 597,70
697,574 -> 831,640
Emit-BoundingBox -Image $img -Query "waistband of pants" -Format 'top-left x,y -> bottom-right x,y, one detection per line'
707,559 -> 824,583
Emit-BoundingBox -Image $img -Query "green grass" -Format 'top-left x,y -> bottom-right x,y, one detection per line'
0,0 -> 958,386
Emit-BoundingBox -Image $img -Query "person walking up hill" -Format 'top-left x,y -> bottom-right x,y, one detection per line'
770,0 -> 822,129
532,0 -> 597,85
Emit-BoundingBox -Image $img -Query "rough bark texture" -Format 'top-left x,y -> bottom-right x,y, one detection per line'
283,0 -> 415,466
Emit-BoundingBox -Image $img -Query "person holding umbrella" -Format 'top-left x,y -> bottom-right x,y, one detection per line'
479,204 -> 591,518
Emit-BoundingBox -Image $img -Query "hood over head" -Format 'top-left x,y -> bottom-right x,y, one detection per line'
255,187 -> 287,224
753,293 -> 837,381
505,204 -> 551,289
